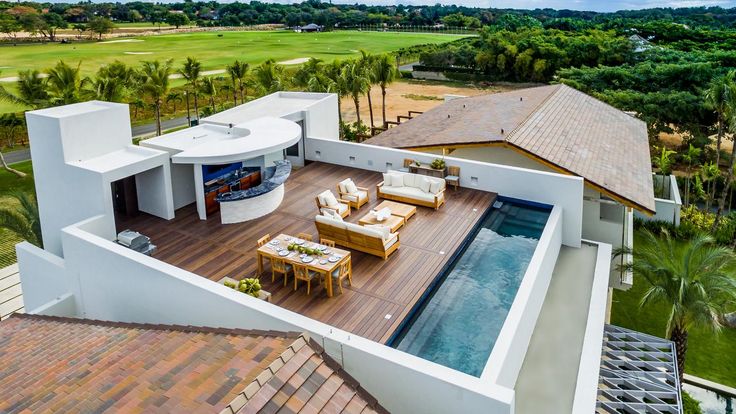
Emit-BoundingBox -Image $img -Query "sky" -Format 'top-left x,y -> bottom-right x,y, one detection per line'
324,0 -> 736,11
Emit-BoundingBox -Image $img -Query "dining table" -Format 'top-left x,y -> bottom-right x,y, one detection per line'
256,233 -> 351,297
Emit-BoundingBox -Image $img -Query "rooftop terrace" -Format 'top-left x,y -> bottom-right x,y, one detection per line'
121,161 -> 495,343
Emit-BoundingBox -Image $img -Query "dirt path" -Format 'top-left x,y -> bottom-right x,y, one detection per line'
340,80 -> 539,126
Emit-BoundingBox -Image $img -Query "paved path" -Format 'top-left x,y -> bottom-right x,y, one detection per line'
131,116 -> 189,137
399,61 -> 418,72
4,148 -> 30,165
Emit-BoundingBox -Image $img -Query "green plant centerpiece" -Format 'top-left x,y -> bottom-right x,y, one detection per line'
414,160 -> 421,167
286,243 -> 325,256
224,278 -> 262,298
431,158 -> 446,170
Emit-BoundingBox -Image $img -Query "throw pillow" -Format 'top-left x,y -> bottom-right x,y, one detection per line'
321,208 -> 343,221
345,180 -> 359,194
338,180 -> 348,193
366,224 -> 391,240
324,191 -> 340,208
429,180 -> 441,194
376,207 -> 392,221
419,177 -> 431,193
317,192 -> 327,205
382,173 -> 391,186
388,173 -> 404,187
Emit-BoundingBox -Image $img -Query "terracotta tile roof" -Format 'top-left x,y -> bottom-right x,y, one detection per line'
0,314 -> 388,414
364,84 -> 655,213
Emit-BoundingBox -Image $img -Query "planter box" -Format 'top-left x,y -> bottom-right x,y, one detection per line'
217,276 -> 271,302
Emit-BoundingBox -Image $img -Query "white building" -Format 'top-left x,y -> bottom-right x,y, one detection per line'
7,89 -> 682,414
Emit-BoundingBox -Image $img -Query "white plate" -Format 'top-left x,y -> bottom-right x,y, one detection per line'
319,259 -> 328,265
323,249 -> 331,254
294,239 -> 305,245
275,246 -> 282,251
302,256 -> 313,263
328,256 -> 340,263
299,253 -> 307,258
278,250 -> 289,257
318,245 -> 328,251
269,240 -> 279,245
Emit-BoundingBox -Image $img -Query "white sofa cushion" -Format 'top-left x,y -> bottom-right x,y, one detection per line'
321,208 -> 343,221
382,173 -> 391,185
317,190 -> 330,205
418,177 -> 431,193
380,186 -> 436,203
323,191 -> 340,208
403,173 -> 417,188
429,180 -> 442,194
338,179 -> 350,194
316,214 -> 347,230
388,173 -> 404,187
345,180 -> 357,194
365,224 -> 391,239
376,207 -> 392,221
351,223 -> 384,239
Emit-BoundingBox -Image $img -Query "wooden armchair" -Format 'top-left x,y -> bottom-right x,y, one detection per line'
336,179 -> 370,210
293,264 -> 320,295
315,190 -> 351,218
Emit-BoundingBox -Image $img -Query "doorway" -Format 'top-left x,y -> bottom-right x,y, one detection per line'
285,120 -> 305,167
111,176 -> 139,229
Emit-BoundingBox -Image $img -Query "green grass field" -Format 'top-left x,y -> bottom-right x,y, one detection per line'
611,231 -> 736,388
0,30 -> 464,114
0,160 -> 35,267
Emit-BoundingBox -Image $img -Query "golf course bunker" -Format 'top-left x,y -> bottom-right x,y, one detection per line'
102,39 -> 144,44
278,57 -> 310,65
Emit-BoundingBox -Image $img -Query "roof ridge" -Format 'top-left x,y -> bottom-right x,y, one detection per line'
8,313 -> 303,339
505,83 -> 563,141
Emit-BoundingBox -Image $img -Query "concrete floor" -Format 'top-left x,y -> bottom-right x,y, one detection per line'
514,243 -> 599,414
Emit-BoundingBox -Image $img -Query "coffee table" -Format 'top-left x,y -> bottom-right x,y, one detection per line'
358,210 -> 405,232
374,200 -> 417,223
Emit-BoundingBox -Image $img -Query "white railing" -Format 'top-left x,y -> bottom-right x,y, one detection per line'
305,137 -> 584,247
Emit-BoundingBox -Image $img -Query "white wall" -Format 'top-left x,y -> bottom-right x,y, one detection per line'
483,205 -> 563,387
11,215 -> 520,414
135,165 -> 175,219
170,163 -> 196,209
571,240 -> 613,413
635,175 -> 681,226
305,137 -> 584,247
434,146 -> 556,173
304,93 -> 340,140
16,242 -> 68,311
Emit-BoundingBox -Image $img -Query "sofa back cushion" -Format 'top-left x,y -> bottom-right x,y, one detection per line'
365,224 -> 391,240
323,191 -> 340,208
321,208 -> 343,221
388,173 -> 404,187
418,176 -> 431,193
315,214 -> 346,230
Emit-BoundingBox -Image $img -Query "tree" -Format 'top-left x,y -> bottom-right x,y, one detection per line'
166,91 -> 182,112
83,61 -> 136,102
372,53 -> 399,128
0,13 -> 22,40
72,23 -> 87,39
253,59 -> 286,94
45,61 -> 84,106
88,17 -> 114,40
714,74 -> 736,228
179,57 -> 202,121
165,12 -> 190,29
38,13 -> 68,42
340,61 -> 371,131
226,60 -> 249,104
616,230 -> 736,384
704,72 -> 736,168
138,60 -> 172,136
0,113 -> 24,148
358,50 -> 377,130
0,70 -> 49,109
682,144 -> 702,207
199,77 -> 218,113
0,192 -> 42,246
701,162 -> 720,210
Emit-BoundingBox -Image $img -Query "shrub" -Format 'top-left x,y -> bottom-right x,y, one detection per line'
635,206 -> 736,245
682,391 -> 703,414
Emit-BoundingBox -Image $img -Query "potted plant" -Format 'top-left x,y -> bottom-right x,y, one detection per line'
431,158 -> 446,170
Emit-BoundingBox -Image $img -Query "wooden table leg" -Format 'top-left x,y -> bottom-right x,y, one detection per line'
257,253 -> 264,275
325,270 -> 333,297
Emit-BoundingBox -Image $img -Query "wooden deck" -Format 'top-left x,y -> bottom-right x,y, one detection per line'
121,162 -> 495,343
0,264 -> 23,320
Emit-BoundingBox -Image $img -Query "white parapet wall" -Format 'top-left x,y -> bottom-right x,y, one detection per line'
11,214 -> 521,414
634,174 -> 682,226
304,137 -> 584,247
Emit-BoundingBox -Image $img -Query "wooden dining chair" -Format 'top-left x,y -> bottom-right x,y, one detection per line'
293,264 -> 320,295
257,234 -> 271,247
272,257 -> 293,286
320,238 -> 335,247
297,232 -> 313,242
330,259 -> 352,294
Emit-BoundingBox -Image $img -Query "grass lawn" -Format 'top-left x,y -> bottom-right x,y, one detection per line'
0,30 -> 465,114
0,160 -> 35,267
610,230 -> 736,388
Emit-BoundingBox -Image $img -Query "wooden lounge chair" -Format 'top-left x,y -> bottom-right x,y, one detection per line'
293,264 -> 320,295
315,190 -> 350,218
336,179 -> 370,210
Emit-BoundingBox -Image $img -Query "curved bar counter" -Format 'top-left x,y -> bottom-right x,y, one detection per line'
216,160 -> 292,224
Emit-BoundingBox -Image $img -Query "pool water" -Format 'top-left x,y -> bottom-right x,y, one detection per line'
391,199 -> 551,377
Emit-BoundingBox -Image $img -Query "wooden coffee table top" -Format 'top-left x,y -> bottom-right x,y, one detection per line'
375,200 -> 417,221
358,211 -> 405,232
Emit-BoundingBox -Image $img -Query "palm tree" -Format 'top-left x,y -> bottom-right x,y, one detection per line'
83,61 -> 136,103
253,59 -> 286,95
226,60 -> 249,104
0,192 -> 42,247
701,161 -> 720,210
616,230 -> 736,384
358,50 -> 377,130
293,57 -> 323,88
0,70 -> 50,109
340,61 -> 371,129
373,54 -> 400,128
45,61 -> 85,106
179,57 -> 202,121
322,60 -> 348,127
138,59 -> 172,136
714,77 -> 736,228
200,77 -> 218,113
682,144 -> 702,207
166,91 -> 182,112
705,72 -> 736,168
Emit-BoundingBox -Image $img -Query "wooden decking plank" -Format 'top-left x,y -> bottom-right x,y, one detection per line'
120,162 -> 495,342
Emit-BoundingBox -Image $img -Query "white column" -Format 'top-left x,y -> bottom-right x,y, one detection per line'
193,163 -> 206,220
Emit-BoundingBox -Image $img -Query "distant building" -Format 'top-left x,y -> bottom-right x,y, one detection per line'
297,23 -> 323,33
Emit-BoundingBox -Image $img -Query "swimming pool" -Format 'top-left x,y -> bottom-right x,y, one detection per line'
390,198 -> 551,377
